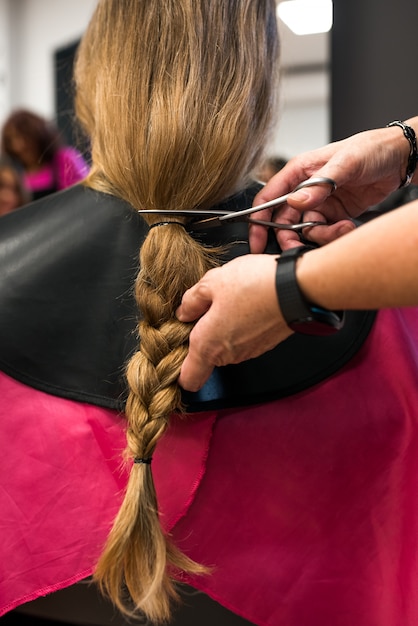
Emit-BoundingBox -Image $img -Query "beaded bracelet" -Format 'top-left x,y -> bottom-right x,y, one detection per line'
386,120 -> 418,188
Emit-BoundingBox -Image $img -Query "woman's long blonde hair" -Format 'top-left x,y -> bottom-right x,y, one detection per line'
74,0 -> 279,622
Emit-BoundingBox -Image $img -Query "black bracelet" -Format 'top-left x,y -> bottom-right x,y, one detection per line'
386,120 -> 418,188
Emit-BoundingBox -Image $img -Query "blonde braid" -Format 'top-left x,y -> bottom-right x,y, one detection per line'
94,225 -> 218,622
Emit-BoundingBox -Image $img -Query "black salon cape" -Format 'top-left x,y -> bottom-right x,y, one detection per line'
0,183 -> 375,413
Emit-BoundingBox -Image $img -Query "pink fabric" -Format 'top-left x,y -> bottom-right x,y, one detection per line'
0,373 -> 216,616
1,307 -> 418,626
0,379 -> 127,615
172,307 -> 418,626
23,147 -> 89,193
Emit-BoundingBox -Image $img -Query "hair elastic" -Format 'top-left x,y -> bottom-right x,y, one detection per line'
148,221 -> 187,230
133,457 -> 153,464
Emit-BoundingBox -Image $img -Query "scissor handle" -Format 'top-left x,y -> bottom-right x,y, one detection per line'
246,218 -> 327,230
219,176 -> 337,222
294,177 -> 337,193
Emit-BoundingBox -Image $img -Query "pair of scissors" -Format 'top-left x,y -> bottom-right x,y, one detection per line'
138,176 -> 336,231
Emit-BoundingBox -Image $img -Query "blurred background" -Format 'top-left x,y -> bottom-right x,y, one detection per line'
0,0 -> 331,164
1,0 -> 418,165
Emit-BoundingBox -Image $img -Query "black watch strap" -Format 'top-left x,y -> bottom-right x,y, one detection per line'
275,246 -> 345,335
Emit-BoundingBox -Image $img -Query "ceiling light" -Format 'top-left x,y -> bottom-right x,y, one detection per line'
277,0 -> 333,35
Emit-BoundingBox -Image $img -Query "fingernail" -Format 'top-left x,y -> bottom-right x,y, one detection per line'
289,189 -> 310,203
339,223 -> 356,235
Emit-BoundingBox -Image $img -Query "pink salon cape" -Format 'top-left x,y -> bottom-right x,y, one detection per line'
1,306 -> 418,626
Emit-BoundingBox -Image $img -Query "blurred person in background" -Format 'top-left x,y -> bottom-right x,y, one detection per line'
256,154 -> 287,182
0,158 -> 31,217
1,108 -> 89,200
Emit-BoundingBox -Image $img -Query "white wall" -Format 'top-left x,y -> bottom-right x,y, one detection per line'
0,0 -> 12,124
1,0 -> 330,158
270,17 -> 330,160
269,70 -> 330,160
2,0 -> 97,127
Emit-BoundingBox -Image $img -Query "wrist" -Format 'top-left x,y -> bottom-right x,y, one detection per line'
275,246 -> 344,335
386,119 -> 418,187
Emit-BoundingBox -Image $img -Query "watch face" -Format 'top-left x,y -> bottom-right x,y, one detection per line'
290,309 -> 345,336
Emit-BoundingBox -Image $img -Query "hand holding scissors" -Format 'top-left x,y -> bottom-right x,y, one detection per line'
250,125 -> 409,252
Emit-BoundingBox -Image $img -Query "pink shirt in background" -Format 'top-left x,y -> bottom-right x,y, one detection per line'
23,146 -> 89,197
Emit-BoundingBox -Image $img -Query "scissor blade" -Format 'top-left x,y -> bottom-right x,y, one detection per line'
137,209 -> 230,217
219,191 -> 294,221
137,208 -> 231,230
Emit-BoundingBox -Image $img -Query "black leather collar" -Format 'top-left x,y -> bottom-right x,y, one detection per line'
0,184 -> 375,412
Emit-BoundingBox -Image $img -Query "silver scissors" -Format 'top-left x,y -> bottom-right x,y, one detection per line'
138,176 -> 336,231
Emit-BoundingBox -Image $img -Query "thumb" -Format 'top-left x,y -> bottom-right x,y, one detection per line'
178,349 -> 214,391
287,174 -> 337,210
176,281 -> 213,323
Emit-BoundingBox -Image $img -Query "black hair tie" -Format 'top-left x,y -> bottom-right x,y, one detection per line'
148,221 -> 187,230
134,457 -> 153,464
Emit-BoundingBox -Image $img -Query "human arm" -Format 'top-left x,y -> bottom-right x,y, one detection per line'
177,200 -> 418,391
250,117 -> 418,252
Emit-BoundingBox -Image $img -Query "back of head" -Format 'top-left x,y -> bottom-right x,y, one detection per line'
74,0 -> 279,622
75,0 -> 279,211
1,109 -> 60,164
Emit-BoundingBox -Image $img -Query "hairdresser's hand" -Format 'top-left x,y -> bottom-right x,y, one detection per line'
176,254 -> 293,392
250,120 -> 417,252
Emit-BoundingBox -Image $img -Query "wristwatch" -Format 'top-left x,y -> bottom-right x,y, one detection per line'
275,246 -> 345,335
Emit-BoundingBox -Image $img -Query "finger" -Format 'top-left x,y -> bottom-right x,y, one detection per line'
300,208 -> 328,223
247,206 -> 275,252
250,202 -> 307,252
302,220 -> 356,245
248,222 -> 269,253
269,204 -> 306,250
176,281 -> 213,323
286,182 -> 333,211
178,350 -> 214,391
275,230 -> 305,251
